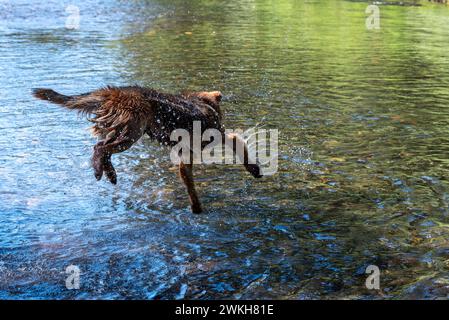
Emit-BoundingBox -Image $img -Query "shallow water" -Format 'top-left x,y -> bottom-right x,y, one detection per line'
1,0 -> 449,299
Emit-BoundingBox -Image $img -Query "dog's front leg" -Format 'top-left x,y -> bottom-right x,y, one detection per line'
179,160 -> 202,214
225,133 -> 262,178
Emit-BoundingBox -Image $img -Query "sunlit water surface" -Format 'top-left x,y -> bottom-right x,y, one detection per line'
1,0 -> 449,299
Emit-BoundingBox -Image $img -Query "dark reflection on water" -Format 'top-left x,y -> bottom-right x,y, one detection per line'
1,0 -> 449,299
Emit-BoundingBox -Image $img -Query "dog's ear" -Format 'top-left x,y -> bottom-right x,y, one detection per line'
203,91 -> 222,105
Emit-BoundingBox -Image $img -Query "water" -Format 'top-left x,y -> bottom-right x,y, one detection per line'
1,0 -> 449,299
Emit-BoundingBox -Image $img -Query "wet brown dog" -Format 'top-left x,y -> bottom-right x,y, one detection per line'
33,86 -> 261,213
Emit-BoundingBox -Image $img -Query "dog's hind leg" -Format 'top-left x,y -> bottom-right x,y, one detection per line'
92,136 -> 137,182
179,158 -> 202,214
93,141 -> 119,182
92,124 -> 145,183
92,140 -> 107,181
103,154 -> 117,184
95,134 -> 118,184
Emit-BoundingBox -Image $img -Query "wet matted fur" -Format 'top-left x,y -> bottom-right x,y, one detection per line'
33,86 -> 261,213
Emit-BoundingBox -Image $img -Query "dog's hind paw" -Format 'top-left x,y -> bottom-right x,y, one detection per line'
94,170 -> 103,181
92,158 -> 104,181
105,170 -> 117,185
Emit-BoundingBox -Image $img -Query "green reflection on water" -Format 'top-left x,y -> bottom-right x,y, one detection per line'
116,0 -> 449,298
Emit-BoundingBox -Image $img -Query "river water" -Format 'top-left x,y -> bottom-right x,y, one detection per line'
1,0 -> 449,299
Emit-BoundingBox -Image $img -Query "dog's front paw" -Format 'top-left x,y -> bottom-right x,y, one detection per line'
191,203 -> 203,214
246,164 -> 263,179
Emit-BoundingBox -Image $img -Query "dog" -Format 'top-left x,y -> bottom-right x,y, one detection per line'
33,86 -> 262,213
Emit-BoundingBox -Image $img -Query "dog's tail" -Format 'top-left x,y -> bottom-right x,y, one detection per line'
33,88 -> 71,105
32,88 -> 102,115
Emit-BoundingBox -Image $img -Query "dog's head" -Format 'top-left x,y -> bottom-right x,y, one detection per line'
183,90 -> 223,124
184,91 -> 222,108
